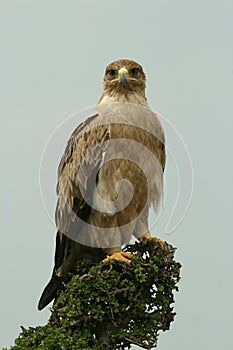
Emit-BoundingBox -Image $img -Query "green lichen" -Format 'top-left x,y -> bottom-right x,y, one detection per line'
8,240 -> 181,350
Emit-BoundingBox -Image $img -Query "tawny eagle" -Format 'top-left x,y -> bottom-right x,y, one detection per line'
38,59 -> 165,310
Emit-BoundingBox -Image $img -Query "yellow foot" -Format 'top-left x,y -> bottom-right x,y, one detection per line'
140,233 -> 165,247
103,251 -> 133,264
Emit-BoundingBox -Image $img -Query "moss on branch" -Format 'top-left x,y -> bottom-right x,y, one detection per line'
7,240 -> 181,350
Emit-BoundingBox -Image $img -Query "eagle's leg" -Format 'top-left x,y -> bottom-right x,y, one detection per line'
103,249 -> 132,264
139,232 -> 165,246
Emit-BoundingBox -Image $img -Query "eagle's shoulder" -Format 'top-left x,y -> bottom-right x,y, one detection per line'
57,113 -> 100,180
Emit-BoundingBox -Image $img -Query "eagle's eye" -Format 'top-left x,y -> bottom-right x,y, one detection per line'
106,69 -> 116,79
130,68 -> 140,77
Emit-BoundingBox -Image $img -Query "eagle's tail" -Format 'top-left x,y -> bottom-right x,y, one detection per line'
38,272 -> 62,311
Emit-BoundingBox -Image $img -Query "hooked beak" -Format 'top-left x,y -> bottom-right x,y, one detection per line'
111,67 -> 137,86
118,67 -> 129,86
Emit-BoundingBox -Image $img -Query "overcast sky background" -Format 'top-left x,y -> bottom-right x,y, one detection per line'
0,1 -> 232,349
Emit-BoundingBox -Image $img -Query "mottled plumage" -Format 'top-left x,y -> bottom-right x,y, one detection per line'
38,59 -> 165,310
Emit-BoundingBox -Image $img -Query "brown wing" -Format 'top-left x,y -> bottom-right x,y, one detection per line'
38,112 -> 110,310
54,112 -> 110,273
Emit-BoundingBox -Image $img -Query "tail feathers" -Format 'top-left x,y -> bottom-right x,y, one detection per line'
38,273 -> 62,311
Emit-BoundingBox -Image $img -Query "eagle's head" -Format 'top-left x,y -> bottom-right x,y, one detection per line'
99,59 -> 148,106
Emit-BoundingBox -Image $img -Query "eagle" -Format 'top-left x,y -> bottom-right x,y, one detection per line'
38,59 -> 166,310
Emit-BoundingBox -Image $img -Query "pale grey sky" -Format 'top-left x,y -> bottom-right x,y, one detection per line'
0,0 -> 233,349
